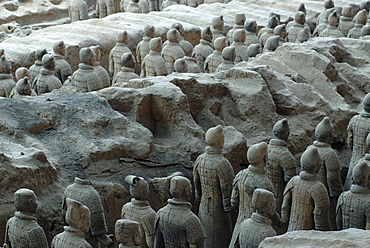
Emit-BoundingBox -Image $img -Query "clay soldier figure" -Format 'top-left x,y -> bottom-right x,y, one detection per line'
4,188 -> 48,248
91,45 -> 111,88
260,15 -> 279,47
161,28 -> 185,74
354,133 -> 370,171
121,175 -> 156,248
154,176 -> 206,248
287,11 -> 306,42
184,57 -> 201,73
361,25 -> 370,39
281,147 -> 331,231
193,125 -> 235,248
336,161 -> 370,230
215,47 -> 236,73
230,29 -> 248,63
33,54 -> 62,95
226,13 -> 246,45
313,9 -> 334,37
163,23 -> 193,57
140,37 -> 168,77
339,6 -> 355,37
307,117 -> 343,230
69,0 -> 89,22
52,198 -> 92,248
96,0 -> 115,18
109,31 -> 132,79
247,43 -> 262,58
126,0 -> 141,13
62,177 -> 113,248
235,189 -> 277,248
320,12 -> 344,38
266,119 -> 296,214
204,37 -> 227,73
0,55 -> 15,98
230,142 -> 275,247
348,9 -> 368,38
113,53 -> 139,85
244,20 -> 260,47
116,219 -> 142,248
136,25 -> 155,73
264,24 -> 286,52
211,16 -> 225,45
192,25 -> 213,72
286,3 -> 309,31
317,0 -> 335,26
345,93 -> 370,190
52,41 -> 72,83
29,48 -> 47,84
297,27 -> 311,43
274,24 -> 287,46
10,67 -> 36,98
263,36 -> 280,53
174,58 -> 188,73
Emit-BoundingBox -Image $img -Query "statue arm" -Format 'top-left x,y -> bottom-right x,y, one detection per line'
325,151 -> 344,197
154,60 -> 168,76
311,185 -> 331,231
218,160 -> 235,212
281,152 -> 297,184
347,118 -> 354,149
140,57 -> 146,78
186,215 -> 206,248
154,215 -> 164,248
230,173 -> 240,209
281,178 -> 294,223
335,195 -> 343,230
80,3 -> 89,20
30,227 -> 49,248
107,0 -> 115,15
108,51 -> 114,77
142,212 -> 156,248
193,159 -> 202,202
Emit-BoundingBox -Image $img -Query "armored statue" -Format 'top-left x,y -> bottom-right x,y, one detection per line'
281,147 -> 331,231
96,0 -> 115,18
274,24 -> 286,46
109,31 -> 132,79
116,219 -> 142,248
266,119 -> 296,213
339,6 -> 355,37
0,55 -> 15,98
226,13 -> 246,45
244,20 -> 260,47
313,9 -> 334,37
140,37 -> 168,77
235,189 -> 277,248
121,175 -> 156,248
211,16 -> 225,45
286,3 -> 311,32
230,29 -> 248,63
263,36 -> 280,52
247,43 -> 261,58
126,0 -> 141,13
52,41 -> 72,83
192,25 -> 213,72
62,177 -> 113,248
174,58 -> 188,73
287,11 -> 305,42
345,93 -> 370,190
163,23 -> 193,57
260,15 -> 279,47
29,48 -> 47,84
4,188 -> 48,248
137,25 -> 155,73
161,28 -> 185,74
320,12 -> 344,38
230,142 -> 275,247
348,9 -> 368,38
215,47 -> 235,73
307,117 -> 343,230
317,0 -> 335,26
297,27 -> 311,43
52,198 -> 92,248
33,54 -> 62,95
71,47 -> 104,92
154,176 -> 205,248
113,53 -> 139,85
69,0 -> 89,22
204,37 -> 227,73
90,45 -> 111,88
193,125 -> 235,248
10,67 -> 36,98
336,161 -> 370,230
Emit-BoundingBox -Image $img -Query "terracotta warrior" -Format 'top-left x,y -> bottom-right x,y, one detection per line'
348,9 -> 368,38
260,15 -> 279,47
96,0 -> 115,18
121,175 -> 156,248
345,93 -> 370,190
161,28 -> 185,74
361,25 -> 370,40
140,37 -> 168,77
286,3 -> 309,31
113,52 -> 139,85
313,9 -> 334,37
317,0 -> 335,26
336,161 -> 370,230
297,27 -> 311,43
174,58 -> 188,73
320,12 -> 344,38
215,47 -> 235,73
263,36 -> 280,53
0,55 -> 15,98
353,133 -> 370,174
287,11 -> 306,42
281,147 -> 331,231
4,189 -> 48,248
136,25 -> 156,73
192,25 -> 213,72
204,36 -> 227,73
116,219 -> 142,248
52,198 -> 92,248
33,54 -> 62,95
235,189 -> 277,248
29,48 -> 47,84
230,29 -> 248,63
244,20 -> 260,47
154,176 -> 205,248
69,0 -> 89,22
274,24 -> 287,46
52,41 -> 72,83
247,43 -> 262,58
193,125 -> 235,248
230,142 -> 275,247
91,45 -> 111,88
70,47 -> 103,92
163,23 -> 193,57
62,177 -> 113,248
226,13 -> 246,45
339,6 -> 355,37
10,68 -> 36,98
184,57 -> 201,73
266,119 -> 296,213
211,16 -> 225,45
109,31 -> 132,79
126,0 -> 141,13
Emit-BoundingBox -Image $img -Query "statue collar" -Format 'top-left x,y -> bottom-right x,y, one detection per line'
15,211 -> 37,221
143,36 -> 152,42
168,198 -> 192,209
64,226 -> 86,237
299,171 -> 317,181
350,184 -> 370,194
167,41 -> 180,46
0,74 -> 12,80
35,60 -> 43,66
355,24 -> 364,28
360,112 -> 370,118
251,213 -> 272,225
200,39 -> 213,48
116,42 -> 128,46
212,29 -> 223,35
40,68 -> 55,75
232,41 -> 245,46
222,60 -> 234,64
246,31 -> 256,35
94,61 -> 101,66
121,66 -> 135,72
293,22 -> 304,28
213,50 -> 222,55
119,245 -> 141,248
269,138 -> 287,147
248,164 -> 266,174
340,16 -> 352,21
131,198 -> 150,206
365,154 -> 370,160
78,63 -> 94,70
149,50 -> 161,55
74,177 -> 93,185
233,24 -> 244,29
205,146 -> 222,154
326,25 -> 337,30
53,53 -> 65,59
313,140 -> 331,147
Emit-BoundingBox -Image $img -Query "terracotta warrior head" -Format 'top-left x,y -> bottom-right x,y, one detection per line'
247,43 -> 261,57
363,93 -> 370,113
42,54 -> 56,71
324,0 -> 334,9
149,37 -> 163,52
361,25 -> 370,36
15,67 -> 29,81
245,20 -> 257,33
15,77 -> 32,95
201,25 -> 213,42
35,48 -> 48,62
174,58 -> 188,73
222,46 -> 236,61
206,125 -> 224,149
170,176 -> 192,201
298,27 -> 310,43
14,188 -> 38,215
297,3 -> 306,14
295,11 -> 306,25
233,29 -> 246,42
252,188 -> 275,217
274,24 -> 287,39
301,147 -> 321,174
268,15 -> 279,29
121,52 -> 136,69
53,41 -> 66,56
214,37 -> 227,52
328,11 -> 340,27
117,31 -> 129,44
352,161 -> 370,186
90,45 -> 102,62
315,117 -> 333,143
212,15 -> 224,31
0,55 -> 11,74
265,36 -> 280,52
65,198 -> 91,233
125,175 -> 149,200
171,22 -> 185,36
115,219 -> 142,247
273,118 -> 290,141
342,6 -> 353,18
235,13 -> 246,26
247,142 -> 268,167
355,9 -> 368,25
167,28 -> 181,43
144,25 -> 156,38
79,47 -> 96,66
